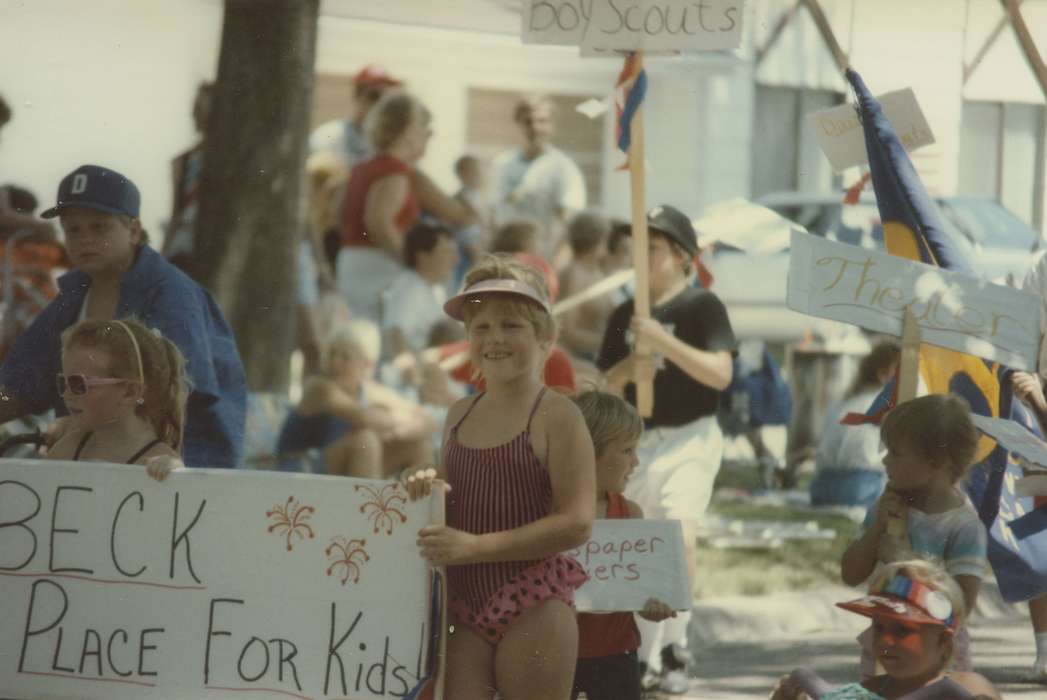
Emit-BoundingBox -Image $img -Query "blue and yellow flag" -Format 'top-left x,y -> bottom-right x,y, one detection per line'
848,68 -> 1047,602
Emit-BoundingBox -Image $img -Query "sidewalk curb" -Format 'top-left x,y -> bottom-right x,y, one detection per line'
689,580 -> 1025,649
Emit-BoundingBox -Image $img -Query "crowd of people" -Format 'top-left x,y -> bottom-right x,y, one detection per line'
0,60 -> 1038,698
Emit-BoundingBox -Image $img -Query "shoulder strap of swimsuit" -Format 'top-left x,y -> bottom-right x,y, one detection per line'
72,431 -> 93,461
126,438 -> 164,465
525,386 -> 548,433
452,392 -> 485,433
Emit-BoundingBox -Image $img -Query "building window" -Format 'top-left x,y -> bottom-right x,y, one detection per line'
958,100 -> 1046,229
751,84 -> 842,198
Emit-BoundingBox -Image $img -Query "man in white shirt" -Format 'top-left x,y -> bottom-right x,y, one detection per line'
491,95 -> 587,265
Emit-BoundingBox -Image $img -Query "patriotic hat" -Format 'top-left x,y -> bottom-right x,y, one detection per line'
837,574 -> 958,631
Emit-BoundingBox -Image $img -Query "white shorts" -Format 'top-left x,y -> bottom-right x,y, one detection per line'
625,414 -> 723,523
336,246 -> 404,324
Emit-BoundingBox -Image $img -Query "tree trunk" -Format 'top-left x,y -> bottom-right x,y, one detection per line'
193,0 -> 319,392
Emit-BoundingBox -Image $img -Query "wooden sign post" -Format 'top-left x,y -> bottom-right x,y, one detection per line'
627,51 -> 654,417
897,307 -> 921,403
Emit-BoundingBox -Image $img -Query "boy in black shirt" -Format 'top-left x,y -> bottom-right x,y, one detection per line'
597,204 -> 737,694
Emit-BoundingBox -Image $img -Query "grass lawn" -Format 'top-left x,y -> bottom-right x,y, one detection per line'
693,463 -> 862,599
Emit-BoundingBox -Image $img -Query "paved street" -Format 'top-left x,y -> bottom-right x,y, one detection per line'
661,585 -> 1047,699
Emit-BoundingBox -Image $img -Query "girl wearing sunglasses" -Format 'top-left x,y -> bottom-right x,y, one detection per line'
46,319 -> 189,481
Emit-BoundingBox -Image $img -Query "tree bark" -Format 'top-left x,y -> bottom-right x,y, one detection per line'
193,0 -> 319,392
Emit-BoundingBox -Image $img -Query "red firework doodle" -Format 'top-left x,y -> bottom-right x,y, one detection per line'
325,536 -> 370,585
354,482 -> 408,535
266,496 -> 316,551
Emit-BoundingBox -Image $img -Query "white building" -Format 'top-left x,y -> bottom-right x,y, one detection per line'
2,0 -> 1045,238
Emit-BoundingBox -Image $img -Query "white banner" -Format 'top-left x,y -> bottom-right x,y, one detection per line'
569,519 -> 690,612
786,230 -> 1040,370
0,460 -> 442,700
521,0 -> 743,52
809,88 -> 935,172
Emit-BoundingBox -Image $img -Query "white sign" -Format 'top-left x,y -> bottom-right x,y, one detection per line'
809,88 -> 935,172
522,0 -> 743,52
567,519 -> 690,612
0,460 -> 442,700
787,230 -> 1040,370
972,414 -> 1047,471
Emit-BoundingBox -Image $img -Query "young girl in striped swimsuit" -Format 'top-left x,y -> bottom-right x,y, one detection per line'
406,255 -> 596,700
46,318 -> 188,481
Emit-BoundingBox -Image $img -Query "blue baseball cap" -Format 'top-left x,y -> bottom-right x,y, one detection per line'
41,164 -> 140,219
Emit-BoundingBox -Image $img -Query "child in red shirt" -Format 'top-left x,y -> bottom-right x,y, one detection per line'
572,390 -> 676,700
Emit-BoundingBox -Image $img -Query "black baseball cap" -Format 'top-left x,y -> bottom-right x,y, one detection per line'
41,164 -> 141,219
614,205 -> 699,257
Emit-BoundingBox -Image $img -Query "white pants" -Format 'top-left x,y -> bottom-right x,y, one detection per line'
626,415 -> 723,671
336,246 -> 404,325
626,415 -> 723,521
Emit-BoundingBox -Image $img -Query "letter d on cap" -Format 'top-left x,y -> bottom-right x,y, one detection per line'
70,174 -> 88,195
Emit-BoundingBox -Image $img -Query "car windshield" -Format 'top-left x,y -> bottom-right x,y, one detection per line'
766,201 -> 884,249
937,197 -> 1037,251
765,197 -> 980,259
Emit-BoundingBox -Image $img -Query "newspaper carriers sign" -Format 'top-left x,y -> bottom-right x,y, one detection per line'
787,230 -> 1039,370
522,0 -> 743,51
0,460 -> 442,700
569,519 -> 690,612
809,88 -> 935,172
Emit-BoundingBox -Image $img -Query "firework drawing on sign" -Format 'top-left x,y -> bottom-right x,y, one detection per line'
355,482 -> 408,535
266,496 -> 316,551
326,536 -> 370,585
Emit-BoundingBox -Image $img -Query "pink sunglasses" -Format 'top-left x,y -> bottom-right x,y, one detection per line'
57,373 -> 132,396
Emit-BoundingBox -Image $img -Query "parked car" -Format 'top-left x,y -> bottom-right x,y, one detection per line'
756,191 -> 1042,286
693,198 -> 860,343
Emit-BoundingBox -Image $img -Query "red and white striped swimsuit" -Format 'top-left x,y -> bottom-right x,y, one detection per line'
445,387 -> 587,644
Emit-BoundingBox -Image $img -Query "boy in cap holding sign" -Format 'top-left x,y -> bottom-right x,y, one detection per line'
597,203 -> 737,693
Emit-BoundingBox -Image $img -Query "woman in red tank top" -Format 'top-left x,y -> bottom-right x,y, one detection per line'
406,257 -> 595,700
337,91 -> 474,323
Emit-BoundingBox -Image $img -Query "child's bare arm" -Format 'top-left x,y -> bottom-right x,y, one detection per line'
630,316 -> 733,391
954,574 -> 980,617
840,496 -> 891,586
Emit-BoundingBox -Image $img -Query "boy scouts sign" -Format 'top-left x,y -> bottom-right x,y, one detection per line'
0,460 -> 442,700
522,0 -> 744,52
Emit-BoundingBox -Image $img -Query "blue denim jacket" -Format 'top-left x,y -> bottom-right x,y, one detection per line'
0,246 -> 246,467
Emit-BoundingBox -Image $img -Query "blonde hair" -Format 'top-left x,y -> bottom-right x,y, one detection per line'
365,90 -> 430,152
573,389 -> 642,457
869,559 -> 967,670
323,320 -> 381,368
61,319 -> 189,451
880,394 -> 979,482
460,254 -> 556,343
